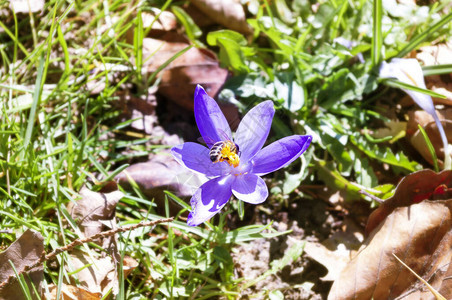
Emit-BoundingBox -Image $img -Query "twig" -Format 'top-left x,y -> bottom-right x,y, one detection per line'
0,217 -> 174,289
359,190 -> 384,203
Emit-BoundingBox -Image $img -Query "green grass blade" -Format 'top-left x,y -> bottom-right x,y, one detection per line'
371,0 -> 383,66
422,64 -> 452,76
22,54 -> 45,152
147,45 -> 192,85
397,11 -> 452,58
382,78 -> 447,99
172,6 -> 202,43
134,8 -> 143,84
417,124 -> 439,172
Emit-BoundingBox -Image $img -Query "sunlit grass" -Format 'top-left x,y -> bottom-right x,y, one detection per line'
0,0 -> 451,298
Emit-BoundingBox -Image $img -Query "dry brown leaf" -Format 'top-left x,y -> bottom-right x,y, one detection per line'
189,0 -> 252,33
417,41 -> 452,66
371,120 -> 407,140
115,153 -> 205,215
417,41 -> 452,107
0,230 -> 44,300
68,249 -> 118,296
10,0 -> 44,13
142,32 -> 229,110
115,90 -> 158,135
67,187 -> 124,238
329,170 -> 452,299
123,256 -> 139,278
303,241 -> 350,282
329,200 -> 452,300
67,186 -> 123,274
303,218 -> 363,282
142,10 -> 178,31
47,284 -> 102,300
366,169 -> 452,235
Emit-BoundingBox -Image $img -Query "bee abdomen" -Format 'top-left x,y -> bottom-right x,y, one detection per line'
209,141 -> 224,162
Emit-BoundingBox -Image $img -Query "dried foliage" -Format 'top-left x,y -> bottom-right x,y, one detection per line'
329,170 -> 452,299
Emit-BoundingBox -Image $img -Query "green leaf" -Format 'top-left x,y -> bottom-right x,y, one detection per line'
221,223 -> 290,244
315,159 -> 362,200
354,157 -> 378,187
207,30 -> 247,47
274,72 -> 305,111
350,134 -> 420,172
283,146 -> 313,194
217,37 -> 249,73
317,68 -> 351,108
373,184 -> 395,200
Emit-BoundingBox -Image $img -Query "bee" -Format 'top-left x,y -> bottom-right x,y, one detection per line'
209,140 -> 240,168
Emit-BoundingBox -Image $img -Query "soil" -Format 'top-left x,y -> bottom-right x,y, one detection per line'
231,198 -> 336,299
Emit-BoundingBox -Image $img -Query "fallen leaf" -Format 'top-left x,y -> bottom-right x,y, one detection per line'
329,200 -> 452,300
303,218 -> 363,282
9,0 -> 44,13
371,120 -> 407,140
115,90 -> 159,135
417,41 -> 452,107
67,186 -> 124,273
303,241 -> 350,282
142,9 -> 178,32
115,153 -> 206,215
366,169 -> 452,235
123,256 -> 139,278
329,170 -> 452,299
190,0 -> 252,34
417,41 -> 452,66
68,249 -> 118,296
68,187 -> 124,238
142,32 -> 229,110
47,284 -> 102,300
0,230 -> 44,300
184,3 -> 216,27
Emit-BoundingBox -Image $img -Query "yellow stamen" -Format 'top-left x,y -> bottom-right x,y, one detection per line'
219,144 -> 240,168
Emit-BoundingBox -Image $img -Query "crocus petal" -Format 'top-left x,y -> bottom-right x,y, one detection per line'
172,142 -> 230,177
231,173 -> 268,204
234,100 -> 275,162
187,176 -> 233,226
380,58 -> 451,169
379,59 -> 435,115
252,135 -> 312,176
194,85 -> 232,147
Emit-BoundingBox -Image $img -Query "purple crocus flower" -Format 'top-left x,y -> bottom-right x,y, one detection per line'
171,85 -> 312,226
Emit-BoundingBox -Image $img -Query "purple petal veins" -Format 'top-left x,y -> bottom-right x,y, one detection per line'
194,86 -> 232,147
234,100 -> 275,162
252,135 -> 312,176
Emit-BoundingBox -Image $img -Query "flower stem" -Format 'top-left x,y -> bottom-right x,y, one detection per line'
434,116 -> 451,170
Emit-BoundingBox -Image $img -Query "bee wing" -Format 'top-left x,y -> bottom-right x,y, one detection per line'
198,129 -> 232,147
217,128 -> 233,142
198,136 -> 216,147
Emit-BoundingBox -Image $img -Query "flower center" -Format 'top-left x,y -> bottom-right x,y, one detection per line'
218,143 -> 240,168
